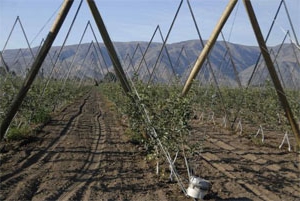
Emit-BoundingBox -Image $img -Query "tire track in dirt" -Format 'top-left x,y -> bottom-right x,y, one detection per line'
0,93 -> 90,201
50,94 -> 104,201
37,90 -> 176,201
1,94 -> 89,183
35,91 -> 102,201
1,89 -> 187,201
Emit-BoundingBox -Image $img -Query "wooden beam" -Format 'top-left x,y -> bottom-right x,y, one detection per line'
87,0 -> 131,93
0,0 -> 74,140
243,0 -> 300,150
181,0 -> 238,96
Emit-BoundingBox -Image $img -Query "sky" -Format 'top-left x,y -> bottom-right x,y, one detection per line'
0,0 -> 299,50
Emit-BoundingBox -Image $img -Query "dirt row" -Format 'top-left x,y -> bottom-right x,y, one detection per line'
0,89 -> 185,201
189,117 -> 299,201
1,89 -> 299,201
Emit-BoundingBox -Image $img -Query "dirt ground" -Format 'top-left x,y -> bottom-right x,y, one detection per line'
0,89 -> 299,201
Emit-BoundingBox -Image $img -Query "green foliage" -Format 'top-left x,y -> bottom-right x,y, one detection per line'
5,126 -> 31,141
31,107 -> 52,124
103,72 -> 117,83
0,76 -> 89,140
99,82 -> 194,156
100,80 -> 300,154
0,66 -> 7,76
192,83 -> 299,135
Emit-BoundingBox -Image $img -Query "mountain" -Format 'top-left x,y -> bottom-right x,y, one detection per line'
1,40 -> 299,89
237,43 -> 300,88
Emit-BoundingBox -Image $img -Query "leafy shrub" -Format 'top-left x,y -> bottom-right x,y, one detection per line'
0,77 -> 89,140
5,126 -> 31,141
99,82 -> 194,155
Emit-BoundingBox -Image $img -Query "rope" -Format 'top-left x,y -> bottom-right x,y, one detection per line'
125,53 -> 136,75
270,31 -> 290,87
78,47 -> 94,87
1,16 -> 19,56
270,49 -> 285,88
17,17 -> 35,59
248,1 -> 283,86
0,16 -> 35,89
156,26 -> 177,81
136,43 -> 153,80
175,46 -> 184,70
287,32 -> 300,67
124,43 -> 140,73
220,31 -> 242,87
1,16 -> 36,74
136,25 -> 159,74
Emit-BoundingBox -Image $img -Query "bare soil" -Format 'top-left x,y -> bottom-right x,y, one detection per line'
1,89 -> 299,201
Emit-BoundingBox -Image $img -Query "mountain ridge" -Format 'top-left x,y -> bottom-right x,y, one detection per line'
1,40 -> 299,89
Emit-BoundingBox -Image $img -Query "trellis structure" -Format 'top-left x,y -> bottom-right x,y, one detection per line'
181,0 -> 300,150
0,0 -> 131,139
0,0 -> 299,147
0,1 -> 299,200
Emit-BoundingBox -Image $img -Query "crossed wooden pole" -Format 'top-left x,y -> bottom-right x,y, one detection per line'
181,0 -> 299,149
0,0 -> 131,139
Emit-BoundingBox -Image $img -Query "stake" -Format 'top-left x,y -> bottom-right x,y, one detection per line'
182,0 -> 238,96
279,132 -> 291,152
88,21 -> 110,74
87,0 -> 131,93
136,25 -> 159,74
0,0 -> 74,140
91,42 -> 105,78
147,0 -> 183,85
282,0 -> 299,47
220,32 -> 242,87
243,0 -> 300,150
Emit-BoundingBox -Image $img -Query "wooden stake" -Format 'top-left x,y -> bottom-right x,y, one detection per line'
87,0 -> 131,93
243,0 -> 300,150
181,0 -> 238,96
0,0 -> 74,140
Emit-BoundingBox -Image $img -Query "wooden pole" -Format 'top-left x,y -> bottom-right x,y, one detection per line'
243,0 -> 300,150
181,0 -> 238,96
87,0 -> 131,93
0,0 -> 74,140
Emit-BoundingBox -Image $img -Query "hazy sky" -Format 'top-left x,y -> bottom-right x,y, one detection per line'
0,0 -> 299,50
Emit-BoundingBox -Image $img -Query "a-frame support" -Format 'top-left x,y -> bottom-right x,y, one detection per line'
182,0 -> 299,149
0,0 -> 132,139
0,0 -> 74,139
87,0 -> 131,93
181,0 -> 238,96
